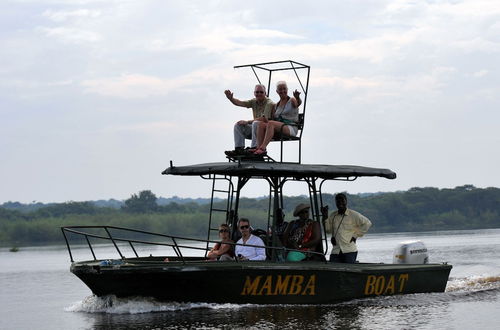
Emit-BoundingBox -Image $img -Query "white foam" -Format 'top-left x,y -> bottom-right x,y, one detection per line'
65,295 -> 257,314
446,274 -> 500,292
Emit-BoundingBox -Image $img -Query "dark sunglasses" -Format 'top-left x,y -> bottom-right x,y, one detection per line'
219,229 -> 229,233
254,91 -> 265,94
240,225 -> 249,229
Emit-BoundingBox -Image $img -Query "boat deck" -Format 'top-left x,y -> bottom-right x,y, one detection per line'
73,257 -> 451,273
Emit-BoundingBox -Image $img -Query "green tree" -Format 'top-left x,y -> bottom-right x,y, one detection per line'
122,190 -> 158,213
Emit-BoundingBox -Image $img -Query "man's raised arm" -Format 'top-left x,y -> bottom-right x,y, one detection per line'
224,90 -> 247,107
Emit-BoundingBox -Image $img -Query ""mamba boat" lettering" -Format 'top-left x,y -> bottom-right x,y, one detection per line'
364,273 -> 409,295
241,275 -> 316,296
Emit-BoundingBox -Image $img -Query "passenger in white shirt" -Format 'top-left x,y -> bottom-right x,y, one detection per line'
235,218 -> 266,261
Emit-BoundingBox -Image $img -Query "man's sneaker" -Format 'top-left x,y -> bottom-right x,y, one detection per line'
242,147 -> 257,156
224,147 -> 244,157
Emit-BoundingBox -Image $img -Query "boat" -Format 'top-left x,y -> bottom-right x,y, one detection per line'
62,61 -> 452,304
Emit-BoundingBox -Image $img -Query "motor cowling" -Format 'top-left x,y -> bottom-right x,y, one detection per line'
393,240 -> 429,264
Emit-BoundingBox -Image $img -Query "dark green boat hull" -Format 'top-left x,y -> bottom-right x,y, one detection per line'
71,257 -> 452,304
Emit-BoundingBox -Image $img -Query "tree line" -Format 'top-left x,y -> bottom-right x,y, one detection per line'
0,185 -> 498,246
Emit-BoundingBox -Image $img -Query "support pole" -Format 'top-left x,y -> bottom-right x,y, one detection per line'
271,176 -> 281,261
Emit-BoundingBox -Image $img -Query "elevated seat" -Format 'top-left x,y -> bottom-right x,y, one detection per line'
271,113 -> 304,141
235,60 -> 310,163
241,113 -> 304,163
270,113 -> 305,163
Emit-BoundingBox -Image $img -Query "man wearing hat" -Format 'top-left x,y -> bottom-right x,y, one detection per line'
282,203 -> 321,260
321,193 -> 372,263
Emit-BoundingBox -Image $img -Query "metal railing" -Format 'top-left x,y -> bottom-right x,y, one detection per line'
61,225 -> 326,264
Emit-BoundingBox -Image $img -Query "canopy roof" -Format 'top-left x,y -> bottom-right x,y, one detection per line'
162,161 -> 396,180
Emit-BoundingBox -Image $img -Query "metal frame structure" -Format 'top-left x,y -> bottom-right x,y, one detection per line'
164,161 -> 396,260
61,225 -> 325,264
234,60 -> 310,163
62,162 -> 389,264
203,173 -> 329,261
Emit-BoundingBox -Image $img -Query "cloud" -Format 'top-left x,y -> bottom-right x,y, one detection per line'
42,9 -> 101,22
104,120 -> 229,134
36,26 -> 102,43
451,38 -> 500,53
312,74 -> 381,89
473,70 -> 489,77
103,121 -> 177,133
80,67 -> 236,98
227,25 -> 303,40
148,25 -> 303,54
82,74 -> 172,98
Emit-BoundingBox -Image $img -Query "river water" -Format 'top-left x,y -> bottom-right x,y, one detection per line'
1,228 -> 499,330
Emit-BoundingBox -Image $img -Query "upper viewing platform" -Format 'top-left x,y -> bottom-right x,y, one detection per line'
224,60 -> 310,164
163,161 -> 396,181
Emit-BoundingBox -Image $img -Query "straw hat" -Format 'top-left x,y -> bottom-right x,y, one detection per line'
293,203 -> 310,217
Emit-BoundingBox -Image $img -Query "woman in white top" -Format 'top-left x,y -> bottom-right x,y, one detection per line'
253,81 -> 301,155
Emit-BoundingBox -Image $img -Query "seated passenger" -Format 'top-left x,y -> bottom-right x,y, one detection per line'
283,203 -> 321,261
207,224 -> 235,261
235,218 -> 266,261
223,84 -> 274,156
271,208 -> 289,261
274,208 -> 288,244
253,81 -> 302,155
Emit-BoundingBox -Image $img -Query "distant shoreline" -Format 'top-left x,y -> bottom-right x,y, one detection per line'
1,185 -> 499,247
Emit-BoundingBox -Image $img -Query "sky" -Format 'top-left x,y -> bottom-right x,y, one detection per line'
1,0 -> 499,203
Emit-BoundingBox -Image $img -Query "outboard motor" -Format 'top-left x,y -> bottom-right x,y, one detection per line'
393,240 -> 429,264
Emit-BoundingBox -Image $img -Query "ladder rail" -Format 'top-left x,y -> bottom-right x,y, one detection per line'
205,175 -> 235,257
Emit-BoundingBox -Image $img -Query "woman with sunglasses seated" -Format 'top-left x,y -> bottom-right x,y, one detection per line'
253,81 -> 302,155
207,224 -> 235,261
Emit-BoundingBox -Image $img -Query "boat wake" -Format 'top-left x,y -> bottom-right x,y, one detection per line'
65,295 -> 258,314
446,275 -> 500,292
